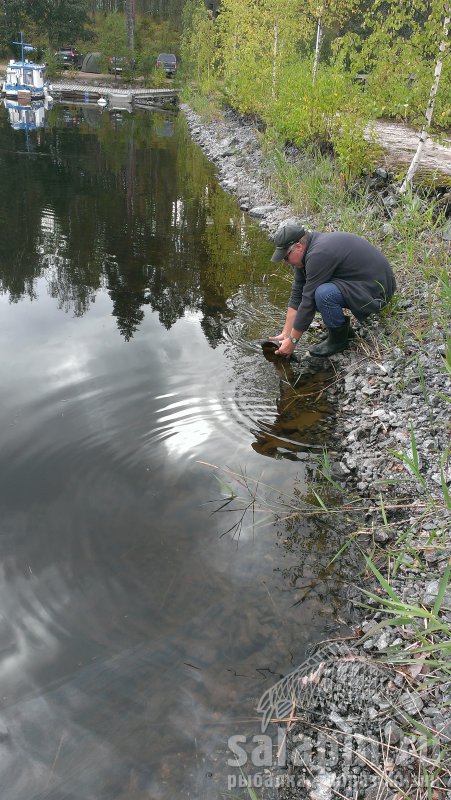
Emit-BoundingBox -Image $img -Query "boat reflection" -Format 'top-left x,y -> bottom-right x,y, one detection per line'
3,97 -> 51,131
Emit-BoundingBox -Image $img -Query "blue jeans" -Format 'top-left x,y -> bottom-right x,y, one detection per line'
314,283 -> 346,328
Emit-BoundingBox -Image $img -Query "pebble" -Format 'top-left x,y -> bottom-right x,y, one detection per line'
384,721 -> 402,744
248,204 -> 278,217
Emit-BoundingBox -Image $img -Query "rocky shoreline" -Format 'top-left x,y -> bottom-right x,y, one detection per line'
181,104 -> 451,799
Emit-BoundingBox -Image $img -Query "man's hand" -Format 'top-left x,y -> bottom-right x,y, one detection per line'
275,338 -> 296,357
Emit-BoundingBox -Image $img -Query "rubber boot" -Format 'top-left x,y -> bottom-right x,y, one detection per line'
318,324 -> 356,341
309,318 -> 351,357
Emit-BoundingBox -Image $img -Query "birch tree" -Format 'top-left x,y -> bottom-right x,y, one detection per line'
312,15 -> 322,82
400,5 -> 450,192
216,0 -> 304,114
181,0 -> 216,90
308,0 -> 359,82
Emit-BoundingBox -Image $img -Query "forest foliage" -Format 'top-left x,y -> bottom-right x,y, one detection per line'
0,0 -> 182,83
0,1 -> 449,179
181,0 -> 451,180
0,1 -> 183,53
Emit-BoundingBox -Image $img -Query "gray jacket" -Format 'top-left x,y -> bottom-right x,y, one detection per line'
289,232 -> 396,331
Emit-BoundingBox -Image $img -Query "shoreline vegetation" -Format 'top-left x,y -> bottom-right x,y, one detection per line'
180,96 -> 450,799
180,0 -> 451,190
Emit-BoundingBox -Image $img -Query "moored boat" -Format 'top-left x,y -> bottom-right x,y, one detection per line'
1,33 -> 51,100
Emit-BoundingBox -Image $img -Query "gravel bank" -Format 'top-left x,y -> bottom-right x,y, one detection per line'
181,104 -> 451,799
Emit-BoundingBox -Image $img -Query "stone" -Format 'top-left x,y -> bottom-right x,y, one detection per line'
384,721 -> 402,744
364,788 -> 383,800
330,463 -> 350,480
395,746 -> 413,767
329,711 -> 352,733
421,579 -> 451,608
381,222 -> 393,236
309,770 -> 336,800
382,194 -> 398,212
441,219 -> 451,241
248,204 -> 278,217
374,630 -> 391,650
343,456 -> 357,472
423,706 -> 441,717
397,692 -> 424,716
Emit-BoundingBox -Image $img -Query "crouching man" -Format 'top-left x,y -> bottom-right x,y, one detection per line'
269,224 -> 396,357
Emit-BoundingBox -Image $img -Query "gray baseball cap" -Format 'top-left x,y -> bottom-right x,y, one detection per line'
271,223 -> 306,262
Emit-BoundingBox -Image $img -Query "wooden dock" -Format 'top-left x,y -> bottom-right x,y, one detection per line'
51,81 -> 178,109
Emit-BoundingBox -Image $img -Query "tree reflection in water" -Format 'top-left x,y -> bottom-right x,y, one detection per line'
0,104 -> 273,343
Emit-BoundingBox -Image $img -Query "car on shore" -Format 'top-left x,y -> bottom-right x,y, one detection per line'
55,48 -> 81,69
156,53 -> 177,77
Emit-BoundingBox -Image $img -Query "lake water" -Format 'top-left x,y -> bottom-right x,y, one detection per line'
0,102 -> 353,799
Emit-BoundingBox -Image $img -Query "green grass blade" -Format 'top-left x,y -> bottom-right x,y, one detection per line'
311,489 -> 329,511
440,453 -> 451,509
364,556 -> 402,602
432,560 -> 451,617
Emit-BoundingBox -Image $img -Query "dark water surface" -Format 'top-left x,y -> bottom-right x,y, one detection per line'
0,103 -> 349,799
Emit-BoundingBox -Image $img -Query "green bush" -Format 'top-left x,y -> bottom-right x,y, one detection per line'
267,60 -> 365,151
332,115 -> 378,183
365,49 -> 451,129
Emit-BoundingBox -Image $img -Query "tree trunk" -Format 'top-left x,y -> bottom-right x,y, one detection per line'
272,23 -> 278,98
400,8 -> 450,193
126,0 -> 135,59
312,16 -> 323,83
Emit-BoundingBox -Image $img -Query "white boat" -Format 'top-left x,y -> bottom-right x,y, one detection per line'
1,33 -> 51,100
